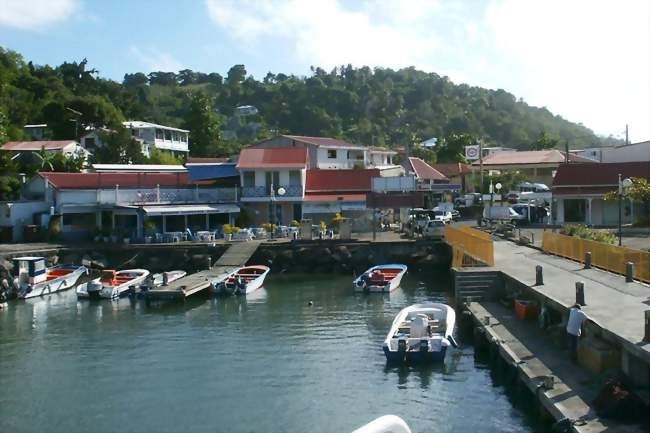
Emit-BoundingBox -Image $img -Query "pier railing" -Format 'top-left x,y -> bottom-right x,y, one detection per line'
542,232 -> 650,283
445,226 -> 494,268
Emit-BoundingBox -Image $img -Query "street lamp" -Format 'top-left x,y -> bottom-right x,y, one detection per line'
495,182 -> 502,203
618,174 -> 633,246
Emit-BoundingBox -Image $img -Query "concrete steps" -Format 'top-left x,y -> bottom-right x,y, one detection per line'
454,269 -> 502,304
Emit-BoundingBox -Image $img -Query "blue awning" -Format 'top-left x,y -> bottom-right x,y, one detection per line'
187,164 -> 238,181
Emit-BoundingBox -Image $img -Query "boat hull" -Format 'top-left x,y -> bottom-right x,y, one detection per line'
383,345 -> 447,363
212,266 -> 270,296
353,264 -> 407,293
19,267 -> 88,299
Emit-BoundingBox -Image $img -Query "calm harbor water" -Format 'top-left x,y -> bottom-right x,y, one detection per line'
1,272 -> 540,433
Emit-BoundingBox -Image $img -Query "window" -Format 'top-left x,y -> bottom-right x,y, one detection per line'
156,129 -> 164,140
164,130 -> 172,141
84,137 -> 96,149
289,170 -> 301,186
327,149 -> 337,159
243,172 -> 255,187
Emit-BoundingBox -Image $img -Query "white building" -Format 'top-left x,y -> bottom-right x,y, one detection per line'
573,140 -> 650,163
80,121 -> 190,158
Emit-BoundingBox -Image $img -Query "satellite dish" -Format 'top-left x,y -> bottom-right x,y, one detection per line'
277,187 -> 286,196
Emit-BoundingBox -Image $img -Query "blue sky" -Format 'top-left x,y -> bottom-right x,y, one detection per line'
0,0 -> 648,142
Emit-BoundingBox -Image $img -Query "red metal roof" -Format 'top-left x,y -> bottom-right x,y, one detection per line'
306,169 -> 379,192
2,140 -> 76,151
553,162 -> 650,195
474,150 -> 596,166
237,147 -> 308,169
431,163 -> 472,176
304,193 -> 367,202
39,172 -> 191,189
403,157 -> 448,181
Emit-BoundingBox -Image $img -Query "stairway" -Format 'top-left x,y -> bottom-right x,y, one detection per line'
453,269 -> 502,305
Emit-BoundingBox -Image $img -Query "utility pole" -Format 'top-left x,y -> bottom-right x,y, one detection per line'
564,140 -> 569,164
478,139 -> 483,194
625,124 -> 629,145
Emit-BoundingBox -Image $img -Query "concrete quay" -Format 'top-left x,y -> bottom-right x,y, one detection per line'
465,301 -> 644,433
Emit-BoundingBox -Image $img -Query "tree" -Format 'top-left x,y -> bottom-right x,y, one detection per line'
183,93 -> 226,156
148,148 -> 183,165
604,177 -> 650,204
436,133 -> 474,163
94,127 -> 147,164
532,131 -> 560,150
123,72 -> 148,87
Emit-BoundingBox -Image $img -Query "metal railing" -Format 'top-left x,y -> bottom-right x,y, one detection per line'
445,226 -> 495,268
97,187 -> 237,205
241,185 -> 303,198
542,232 -> 650,283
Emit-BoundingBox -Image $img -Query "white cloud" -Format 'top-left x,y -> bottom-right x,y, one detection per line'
129,46 -> 185,72
0,0 -> 79,30
204,0 -> 649,141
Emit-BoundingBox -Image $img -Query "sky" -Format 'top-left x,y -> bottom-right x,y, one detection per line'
0,0 -> 648,142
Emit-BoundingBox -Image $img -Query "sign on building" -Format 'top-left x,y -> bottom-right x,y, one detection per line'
465,145 -> 480,161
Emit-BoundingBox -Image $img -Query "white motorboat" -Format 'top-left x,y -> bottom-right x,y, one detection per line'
76,269 -> 150,299
353,264 -> 407,293
11,257 -> 88,299
352,416 -> 412,433
141,270 -> 187,290
211,265 -> 270,296
382,302 -> 457,363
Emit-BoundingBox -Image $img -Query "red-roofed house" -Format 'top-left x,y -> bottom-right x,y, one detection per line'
22,172 -> 239,241
552,162 -> 650,226
431,163 -> 474,192
248,134 -> 401,173
1,140 -> 90,158
236,147 -> 309,225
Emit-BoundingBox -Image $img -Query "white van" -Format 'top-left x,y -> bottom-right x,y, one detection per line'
482,206 -> 526,224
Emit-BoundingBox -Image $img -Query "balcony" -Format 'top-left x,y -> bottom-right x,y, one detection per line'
241,185 -> 303,200
97,187 -> 237,205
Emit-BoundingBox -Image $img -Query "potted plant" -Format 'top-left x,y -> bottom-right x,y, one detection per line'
223,224 -> 233,241
330,212 -> 343,234
319,221 -> 327,239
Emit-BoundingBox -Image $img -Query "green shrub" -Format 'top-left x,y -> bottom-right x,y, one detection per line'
560,224 -> 616,245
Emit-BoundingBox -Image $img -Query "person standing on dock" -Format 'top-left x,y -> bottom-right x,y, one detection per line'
566,304 -> 588,362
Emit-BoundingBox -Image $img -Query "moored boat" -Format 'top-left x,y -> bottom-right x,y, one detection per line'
353,264 -> 407,293
76,269 -> 150,299
141,270 -> 187,291
382,302 -> 457,363
11,257 -> 88,299
211,265 -> 270,296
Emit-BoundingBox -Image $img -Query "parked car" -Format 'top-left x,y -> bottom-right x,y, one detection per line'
433,210 -> 453,224
423,220 -> 446,240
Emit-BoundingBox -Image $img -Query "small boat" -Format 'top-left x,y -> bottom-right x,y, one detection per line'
211,265 -> 270,296
382,302 -> 457,363
11,257 -> 88,299
353,264 -> 407,293
76,269 -> 150,299
141,270 -> 187,291
352,415 -> 412,433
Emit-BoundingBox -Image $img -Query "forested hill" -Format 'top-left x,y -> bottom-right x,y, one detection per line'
0,46 -> 618,154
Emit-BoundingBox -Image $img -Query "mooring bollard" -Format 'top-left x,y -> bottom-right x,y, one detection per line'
644,310 -> 650,342
626,262 -> 634,283
575,281 -> 585,306
584,252 -> 592,269
207,256 -> 212,270
535,265 -> 543,286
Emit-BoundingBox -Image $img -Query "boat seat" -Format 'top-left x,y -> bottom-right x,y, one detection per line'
48,269 -> 70,277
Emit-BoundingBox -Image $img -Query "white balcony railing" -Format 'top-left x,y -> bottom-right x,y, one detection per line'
97,187 -> 237,205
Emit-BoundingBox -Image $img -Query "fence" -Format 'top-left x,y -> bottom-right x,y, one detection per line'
445,226 -> 494,268
542,232 -> 650,283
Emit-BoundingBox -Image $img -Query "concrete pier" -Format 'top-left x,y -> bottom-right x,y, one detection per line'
466,301 -> 645,433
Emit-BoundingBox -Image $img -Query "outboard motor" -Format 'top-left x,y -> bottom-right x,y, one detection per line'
397,337 -> 407,353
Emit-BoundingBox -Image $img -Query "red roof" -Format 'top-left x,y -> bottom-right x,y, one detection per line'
403,157 -> 448,181
237,147 -> 308,169
2,140 -> 76,151
39,172 -> 191,189
306,169 -> 379,192
431,163 -> 472,176
553,162 -> 650,195
304,193 -> 367,202
474,150 -> 596,166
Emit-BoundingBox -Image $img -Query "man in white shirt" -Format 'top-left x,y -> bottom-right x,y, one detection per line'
566,304 -> 588,362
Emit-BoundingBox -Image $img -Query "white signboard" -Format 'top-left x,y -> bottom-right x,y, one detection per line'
465,145 -> 480,160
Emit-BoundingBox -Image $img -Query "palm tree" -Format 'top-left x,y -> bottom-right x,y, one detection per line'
34,146 -> 55,171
